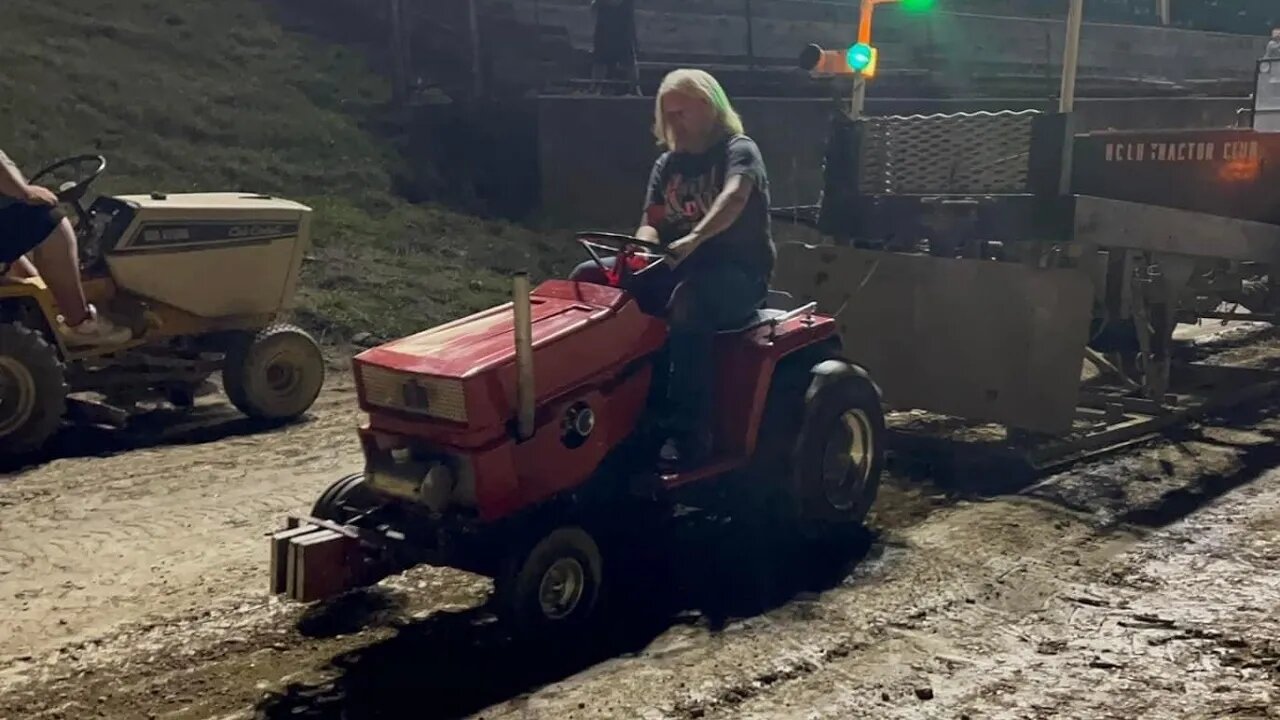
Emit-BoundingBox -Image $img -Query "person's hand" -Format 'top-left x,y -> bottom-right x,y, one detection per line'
22,185 -> 58,206
665,234 -> 699,267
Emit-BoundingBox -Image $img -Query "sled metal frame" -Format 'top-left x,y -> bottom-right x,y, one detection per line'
774,103 -> 1280,473
885,362 -> 1280,477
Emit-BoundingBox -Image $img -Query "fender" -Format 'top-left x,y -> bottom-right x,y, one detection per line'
807,358 -> 884,404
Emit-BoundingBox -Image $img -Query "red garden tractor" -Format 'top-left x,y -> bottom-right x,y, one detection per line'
269,232 -> 884,636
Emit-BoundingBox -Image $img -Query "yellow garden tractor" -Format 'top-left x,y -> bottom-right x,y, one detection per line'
0,154 -> 325,454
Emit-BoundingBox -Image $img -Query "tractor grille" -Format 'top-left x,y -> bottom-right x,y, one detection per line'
357,363 -> 468,423
858,110 -> 1040,195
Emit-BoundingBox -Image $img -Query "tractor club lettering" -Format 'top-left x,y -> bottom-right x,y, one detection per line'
1104,140 -> 1260,163
228,224 -> 287,238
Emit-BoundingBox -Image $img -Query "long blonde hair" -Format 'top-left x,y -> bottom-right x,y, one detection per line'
651,68 -> 745,149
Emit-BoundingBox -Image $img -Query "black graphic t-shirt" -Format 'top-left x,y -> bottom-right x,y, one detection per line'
642,134 -> 775,281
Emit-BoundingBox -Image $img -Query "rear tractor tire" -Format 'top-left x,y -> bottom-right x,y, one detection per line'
494,526 -> 604,640
0,322 -> 68,454
792,363 -> 886,534
223,324 -> 324,421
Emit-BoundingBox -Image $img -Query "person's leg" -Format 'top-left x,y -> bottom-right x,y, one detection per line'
590,62 -> 606,93
1,205 -> 42,279
5,254 -> 37,279
3,204 -> 130,345
590,22 -> 610,93
625,43 -> 640,95
663,289 -> 715,464
569,257 -> 613,284
28,217 -> 91,325
661,266 -> 767,465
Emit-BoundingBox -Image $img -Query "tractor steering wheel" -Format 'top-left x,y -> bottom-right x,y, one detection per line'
575,231 -> 674,286
27,154 -> 107,231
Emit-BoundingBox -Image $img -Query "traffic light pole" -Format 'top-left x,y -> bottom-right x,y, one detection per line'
851,76 -> 867,118
849,0 -> 880,119
829,0 -> 931,119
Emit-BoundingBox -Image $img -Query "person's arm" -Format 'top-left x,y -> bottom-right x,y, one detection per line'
667,137 -> 764,263
674,173 -> 753,248
0,149 -> 29,199
635,154 -> 668,244
0,149 -> 55,205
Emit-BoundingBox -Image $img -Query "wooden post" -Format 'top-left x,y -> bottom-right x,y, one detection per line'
1157,0 -> 1170,26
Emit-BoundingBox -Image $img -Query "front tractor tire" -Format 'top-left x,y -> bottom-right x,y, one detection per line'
311,472 -> 380,522
223,324 -> 325,421
0,322 -> 68,454
494,526 -> 604,639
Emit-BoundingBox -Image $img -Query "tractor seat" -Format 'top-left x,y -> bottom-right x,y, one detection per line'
716,308 -> 791,335
715,290 -> 798,335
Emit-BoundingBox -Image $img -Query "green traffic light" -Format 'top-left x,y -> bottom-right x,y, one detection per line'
847,42 -> 874,71
900,0 -> 934,12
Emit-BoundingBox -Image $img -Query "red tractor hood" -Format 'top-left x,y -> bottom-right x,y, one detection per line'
352,280 -> 667,436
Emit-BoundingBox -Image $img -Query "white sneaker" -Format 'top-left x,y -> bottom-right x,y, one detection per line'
59,304 -> 132,347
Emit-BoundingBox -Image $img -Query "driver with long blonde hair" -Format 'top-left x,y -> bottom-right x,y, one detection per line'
570,69 -> 775,466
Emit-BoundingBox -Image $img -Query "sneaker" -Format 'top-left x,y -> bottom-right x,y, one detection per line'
659,437 -> 682,465
59,304 -> 132,347
658,433 -> 712,470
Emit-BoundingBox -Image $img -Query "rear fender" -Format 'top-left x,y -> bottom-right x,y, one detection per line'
736,337 -> 843,457
806,358 -> 883,404
0,281 -> 62,353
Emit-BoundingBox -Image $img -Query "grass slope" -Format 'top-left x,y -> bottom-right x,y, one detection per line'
0,0 -> 576,343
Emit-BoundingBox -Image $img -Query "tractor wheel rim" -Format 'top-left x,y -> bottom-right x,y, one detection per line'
821,408 -> 873,511
538,557 -> 586,620
263,349 -> 302,397
0,357 -> 37,438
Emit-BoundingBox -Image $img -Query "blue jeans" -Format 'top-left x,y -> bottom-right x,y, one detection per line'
570,257 -> 768,453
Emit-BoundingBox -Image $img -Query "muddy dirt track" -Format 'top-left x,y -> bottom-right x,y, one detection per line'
2,337 -> 1280,720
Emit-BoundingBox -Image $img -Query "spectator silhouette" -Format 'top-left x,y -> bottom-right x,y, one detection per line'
590,0 -> 639,94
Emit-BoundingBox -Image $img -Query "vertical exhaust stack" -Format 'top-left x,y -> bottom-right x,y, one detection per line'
513,272 -> 536,441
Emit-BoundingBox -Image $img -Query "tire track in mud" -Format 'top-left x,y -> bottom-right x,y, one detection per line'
689,420 -> 1280,720
487,499 -> 1134,720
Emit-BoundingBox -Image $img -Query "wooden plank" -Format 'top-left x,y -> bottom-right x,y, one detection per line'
269,523 -> 319,595
287,529 -> 355,603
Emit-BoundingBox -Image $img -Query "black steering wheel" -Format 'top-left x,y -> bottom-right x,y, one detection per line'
28,154 -> 107,230
575,231 -> 674,286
